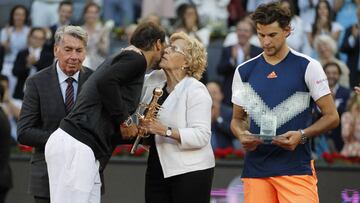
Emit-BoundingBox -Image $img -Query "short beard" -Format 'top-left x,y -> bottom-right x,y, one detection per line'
150,59 -> 161,70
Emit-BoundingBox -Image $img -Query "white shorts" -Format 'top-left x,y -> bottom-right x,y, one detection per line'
45,128 -> 101,203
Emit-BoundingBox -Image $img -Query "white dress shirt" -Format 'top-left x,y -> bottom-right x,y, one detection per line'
56,62 -> 79,102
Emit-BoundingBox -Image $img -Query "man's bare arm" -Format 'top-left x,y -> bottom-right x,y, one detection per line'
272,94 -> 339,150
230,104 -> 249,139
303,94 -> 339,138
231,104 -> 262,151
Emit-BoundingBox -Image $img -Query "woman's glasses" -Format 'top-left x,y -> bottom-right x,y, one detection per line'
168,45 -> 186,56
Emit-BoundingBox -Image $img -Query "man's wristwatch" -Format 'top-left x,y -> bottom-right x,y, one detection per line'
165,127 -> 172,137
299,129 -> 308,144
121,116 -> 133,128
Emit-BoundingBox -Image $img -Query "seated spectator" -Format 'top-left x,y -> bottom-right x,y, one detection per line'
207,81 -> 238,149
222,15 -> 260,47
280,0 -> 311,54
46,0 -> 73,51
340,4 -> 360,88
174,4 -> 211,48
1,5 -> 31,98
12,27 -> 54,100
0,74 -> 21,142
323,62 -> 351,151
305,0 -> 343,48
82,2 -> 110,70
0,79 -> 13,203
314,34 -> 350,87
341,92 -> 360,157
217,18 -> 262,106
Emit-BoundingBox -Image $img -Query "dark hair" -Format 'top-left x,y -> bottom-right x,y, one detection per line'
280,0 -> 295,18
179,4 -> 200,29
9,5 -> 30,26
59,0 -> 73,10
28,27 -> 46,39
130,22 -> 166,51
0,74 -> 9,83
237,15 -> 256,34
323,61 -> 342,75
82,2 -> 100,18
312,0 -> 333,37
251,2 -> 291,29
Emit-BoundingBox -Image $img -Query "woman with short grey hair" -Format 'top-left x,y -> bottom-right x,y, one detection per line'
314,34 -> 350,88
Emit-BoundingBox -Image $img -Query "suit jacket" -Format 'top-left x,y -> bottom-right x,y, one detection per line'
17,64 -> 93,197
12,48 -> 54,99
326,85 -> 351,151
140,70 -> 215,178
44,24 -> 58,52
0,107 -> 12,190
340,24 -> 360,87
211,104 -> 234,149
60,51 -> 147,170
217,45 -> 262,105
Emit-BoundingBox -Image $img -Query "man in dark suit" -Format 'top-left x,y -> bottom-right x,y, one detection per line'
44,22 -> 166,203
217,18 -> 262,106
207,81 -> 236,149
340,5 -> 360,88
0,81 -> 12,203
45,0 -> 73,52
12,27 -> 54,100
17,26 -> 93,203
323,62 -> 351,151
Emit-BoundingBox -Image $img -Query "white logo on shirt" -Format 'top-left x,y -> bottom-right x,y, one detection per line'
234,83 -> 310,129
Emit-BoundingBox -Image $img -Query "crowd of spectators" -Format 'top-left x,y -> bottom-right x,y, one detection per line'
0,0 -> 360,164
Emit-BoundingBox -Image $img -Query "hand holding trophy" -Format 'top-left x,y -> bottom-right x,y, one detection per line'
130,87 -> 163,154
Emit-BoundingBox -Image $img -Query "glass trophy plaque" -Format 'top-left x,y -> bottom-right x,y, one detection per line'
254,114 -> 277,143
234,82 -> 311,144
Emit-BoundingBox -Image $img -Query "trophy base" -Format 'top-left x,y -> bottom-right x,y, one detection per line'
253,134 -> 275,144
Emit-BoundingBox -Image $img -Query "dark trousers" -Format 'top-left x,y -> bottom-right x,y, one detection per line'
145,167 -> 214,203
34,196 -> 50,203
0,187 -> 9,203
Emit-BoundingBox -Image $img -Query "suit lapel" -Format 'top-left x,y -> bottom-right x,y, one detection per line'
77,67 -> 87,95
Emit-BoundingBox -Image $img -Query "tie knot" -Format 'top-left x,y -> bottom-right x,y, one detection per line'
66,77 -> 74,84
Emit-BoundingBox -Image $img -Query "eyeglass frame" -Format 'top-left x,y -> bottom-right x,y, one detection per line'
167,44 -> 186,56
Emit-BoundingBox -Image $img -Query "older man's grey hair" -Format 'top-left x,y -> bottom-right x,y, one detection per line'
54,25 -> 88,46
